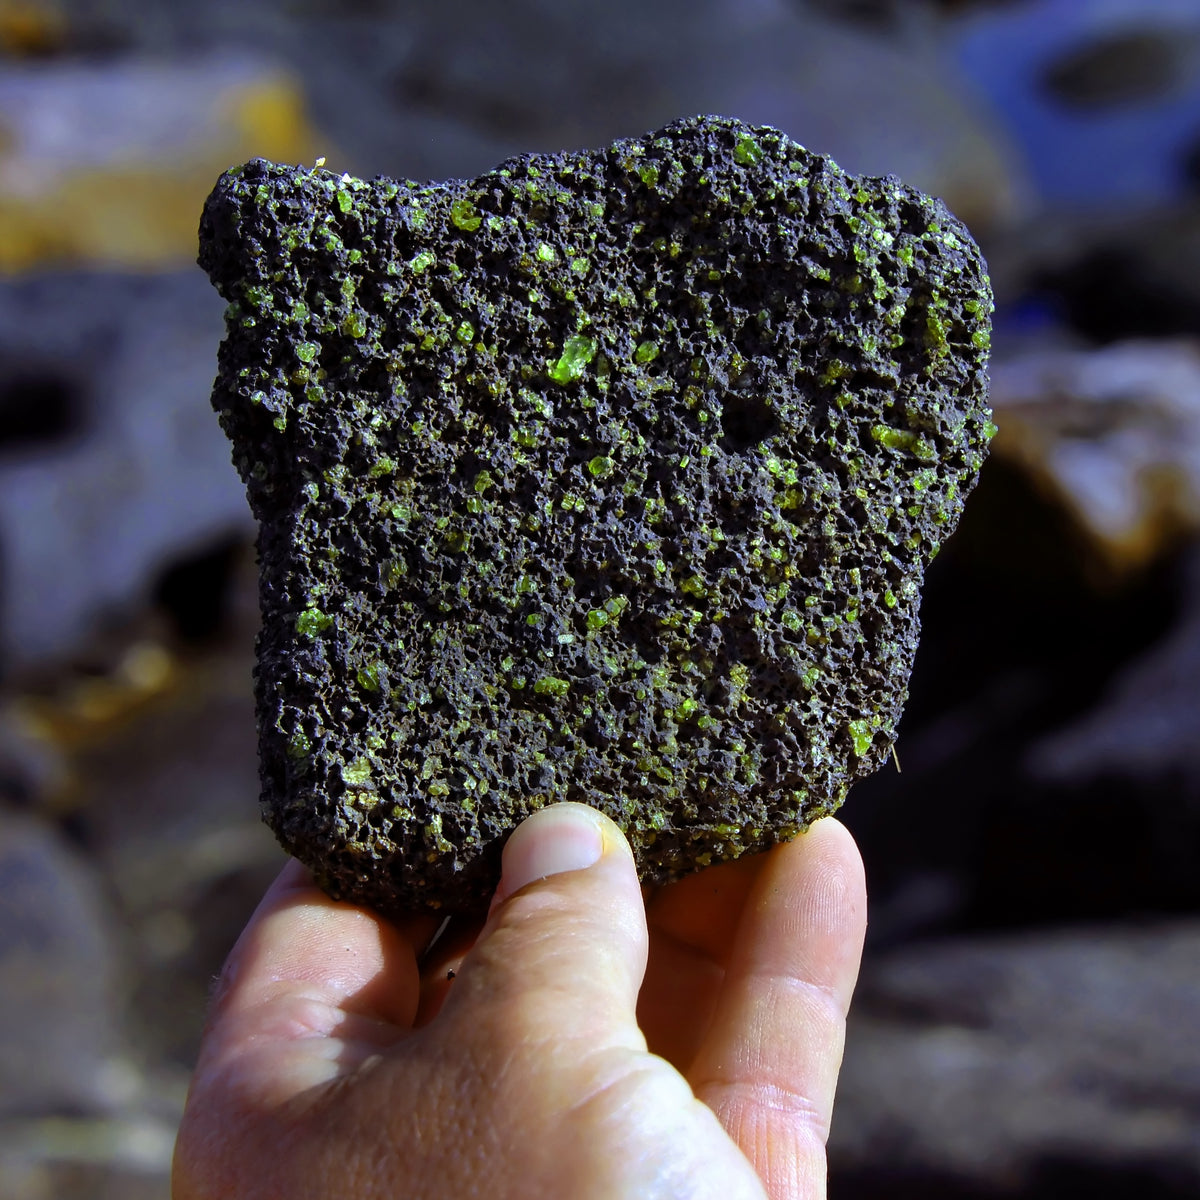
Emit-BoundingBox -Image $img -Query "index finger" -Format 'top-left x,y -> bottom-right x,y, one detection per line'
689,818 -> 867,1198
196,860 -> 439,1101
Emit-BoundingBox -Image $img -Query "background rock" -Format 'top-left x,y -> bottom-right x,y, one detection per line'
0,55 -> 320,271
1029,547 -> 1200,790
0,271 -> 250,666
952,0 -> 1200,209
831,922 -> 1200,1198
988,339 -> 1200,574
0,813 -> 126,1118
71,637 -> 282,1069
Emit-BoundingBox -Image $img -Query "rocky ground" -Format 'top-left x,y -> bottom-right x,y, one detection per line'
1,0 -> 1198,1195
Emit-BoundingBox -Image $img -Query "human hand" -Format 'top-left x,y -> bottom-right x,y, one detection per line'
172,804 -> 866,1199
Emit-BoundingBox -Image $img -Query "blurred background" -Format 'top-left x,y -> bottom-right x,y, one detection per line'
0,0 -> 1198,1195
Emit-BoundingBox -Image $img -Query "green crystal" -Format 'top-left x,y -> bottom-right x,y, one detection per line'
295,606 -> 332,638
548,334 -> 597,384
449,198 -> 482,232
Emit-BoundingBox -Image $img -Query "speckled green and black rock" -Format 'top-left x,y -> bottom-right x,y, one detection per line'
200,114 -> 993,916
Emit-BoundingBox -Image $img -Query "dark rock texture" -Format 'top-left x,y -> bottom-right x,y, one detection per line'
199,114 -> 992,914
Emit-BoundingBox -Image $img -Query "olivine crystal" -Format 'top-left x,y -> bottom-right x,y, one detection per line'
199,115 -> 993,915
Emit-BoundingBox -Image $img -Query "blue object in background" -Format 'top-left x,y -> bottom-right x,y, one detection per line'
954,0 -> 1200,209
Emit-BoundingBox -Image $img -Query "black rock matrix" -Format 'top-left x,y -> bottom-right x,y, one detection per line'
199,115 -> 993,914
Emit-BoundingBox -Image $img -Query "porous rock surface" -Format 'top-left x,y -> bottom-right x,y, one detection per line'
199,115 -> 993,914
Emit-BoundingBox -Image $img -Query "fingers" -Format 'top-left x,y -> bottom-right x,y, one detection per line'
441,803 -> 649,1057
195,860 -> 432,1100
647,852 -> 767,967
690,818 -> 866,1200
414,913 -> 486,1026
640,854 -> 768,1069
220,860 -> 430,1023
175,861 -> 441,1199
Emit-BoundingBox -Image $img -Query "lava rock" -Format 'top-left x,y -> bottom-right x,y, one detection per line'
199,114 -> 993,914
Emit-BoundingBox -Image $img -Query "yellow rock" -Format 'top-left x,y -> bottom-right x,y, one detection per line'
0,60 -> 325,272
0,0 -> 65,56
991,339 -> 1200,575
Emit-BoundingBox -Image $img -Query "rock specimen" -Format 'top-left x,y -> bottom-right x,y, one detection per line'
199,115 -> 993,915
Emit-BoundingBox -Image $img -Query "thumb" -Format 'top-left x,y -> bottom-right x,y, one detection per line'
441,803 -> 648,1048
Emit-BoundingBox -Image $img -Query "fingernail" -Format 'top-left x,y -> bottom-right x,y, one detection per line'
499,803 -> 607,899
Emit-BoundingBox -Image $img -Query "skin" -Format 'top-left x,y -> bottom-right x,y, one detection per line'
172,804 -> 866,1199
